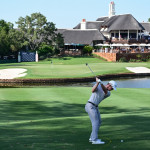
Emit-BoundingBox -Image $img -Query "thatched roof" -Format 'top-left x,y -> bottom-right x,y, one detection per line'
73,23 -> 80,29
56,29 -> 67,34
74,14 -> 144,33
57,14 -> 146,45
96,16 -> 109,22
73,21 -> 103,30
59,29 -> 105,45
140,22 -> 150,32
101,14 -> 145,32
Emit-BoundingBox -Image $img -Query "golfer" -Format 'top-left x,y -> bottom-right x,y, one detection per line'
85,77 -> 117,144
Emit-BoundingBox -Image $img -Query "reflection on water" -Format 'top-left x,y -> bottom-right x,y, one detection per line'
0,77 -> 150,88
103,77 -> 150,88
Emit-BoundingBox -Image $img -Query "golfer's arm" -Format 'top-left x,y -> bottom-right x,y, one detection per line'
92,82 -> 108,94
92,82 -> 99,93
101,84 -> 108,95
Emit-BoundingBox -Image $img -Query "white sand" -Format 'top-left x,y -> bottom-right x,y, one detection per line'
0,68 -> 27,79
126,67 -> 150,73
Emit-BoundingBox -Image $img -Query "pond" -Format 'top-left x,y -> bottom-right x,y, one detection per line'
103,77 -> 150,88
0,77 -> 150,88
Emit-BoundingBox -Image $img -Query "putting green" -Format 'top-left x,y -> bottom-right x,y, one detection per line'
0,87 -> 150,150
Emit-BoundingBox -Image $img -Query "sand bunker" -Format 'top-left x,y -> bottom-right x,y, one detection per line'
126,67 -> 150,73
0,68 -> 27,79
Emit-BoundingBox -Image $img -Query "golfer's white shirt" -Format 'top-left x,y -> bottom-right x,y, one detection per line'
88,84 -> 110,106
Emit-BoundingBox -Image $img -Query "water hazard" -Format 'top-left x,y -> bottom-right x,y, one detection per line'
103,77 -> 150,88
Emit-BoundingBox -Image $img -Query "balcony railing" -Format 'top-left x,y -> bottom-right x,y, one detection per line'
109,38 -> 150,44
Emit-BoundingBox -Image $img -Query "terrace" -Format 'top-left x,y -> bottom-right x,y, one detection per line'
94,42 -> 150,62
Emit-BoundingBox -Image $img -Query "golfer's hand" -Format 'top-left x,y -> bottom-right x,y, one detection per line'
96,77 -> 103,84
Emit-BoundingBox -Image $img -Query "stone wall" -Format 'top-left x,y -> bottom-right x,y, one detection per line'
0,73 -> 150,84
60,50 -> 82,56
93,52 -> 116,62
116,53 -> 150,61
94,52 -> 150,62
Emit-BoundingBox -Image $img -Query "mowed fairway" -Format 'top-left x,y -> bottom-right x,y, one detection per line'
0,57 -> 150,78
0,87 -> 150,150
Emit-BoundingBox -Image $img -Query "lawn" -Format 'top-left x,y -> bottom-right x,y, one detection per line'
0,87 -> 150,150
0,56 -> 150,78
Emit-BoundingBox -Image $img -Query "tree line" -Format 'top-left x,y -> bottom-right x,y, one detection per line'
0,12 -> 64,59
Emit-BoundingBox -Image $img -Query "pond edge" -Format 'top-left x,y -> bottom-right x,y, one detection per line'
0,73 -> 150,83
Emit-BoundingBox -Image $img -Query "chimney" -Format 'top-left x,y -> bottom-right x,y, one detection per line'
109,1 -> 115,18
81,19 -> 86,30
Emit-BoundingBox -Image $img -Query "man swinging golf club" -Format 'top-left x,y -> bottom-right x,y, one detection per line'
85,66 -> 117,144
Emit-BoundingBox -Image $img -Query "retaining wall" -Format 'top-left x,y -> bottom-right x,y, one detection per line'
94,52 -> 150,62
116,53 -> 150,61
93,52 -> 116,62
0,73 -> 150,83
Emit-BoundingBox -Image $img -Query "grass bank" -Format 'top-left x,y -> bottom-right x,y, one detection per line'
0,87 -> 150,150
0,56 -> 150,79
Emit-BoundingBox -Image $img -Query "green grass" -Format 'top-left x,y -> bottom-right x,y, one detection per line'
0,87 -> 150,150
0,56 -> 150,78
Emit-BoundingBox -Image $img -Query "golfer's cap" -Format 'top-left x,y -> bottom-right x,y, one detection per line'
109,80 -> 117,90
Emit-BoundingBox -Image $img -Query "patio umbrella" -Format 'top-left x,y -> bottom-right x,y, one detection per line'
111,43 -> 119,46
139,43 -> 147,46
65,43 -> 70,45
123,44 -> 130,47
71,43 -> 77,46
131,43 -> 138,46
146,44 -> 150,46
95,43 -> 103,46
114,43 -> 124,47
103,43 -> 110,46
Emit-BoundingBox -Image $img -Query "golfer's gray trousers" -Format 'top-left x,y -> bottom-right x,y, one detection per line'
85,103 -> 101,141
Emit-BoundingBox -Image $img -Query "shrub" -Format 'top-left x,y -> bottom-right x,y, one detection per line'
141,58 -> 147,62
136,54 -> 142,59
129,59 -> 136,62
136,59 -> 141,62
83,46 -> 93,55
45,58 -> 52,61
119,57 -> 128,62
38,44 -> 54,57
39,55 -> 46,60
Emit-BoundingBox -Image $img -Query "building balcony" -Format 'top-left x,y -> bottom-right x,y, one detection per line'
110,38 -> 150,44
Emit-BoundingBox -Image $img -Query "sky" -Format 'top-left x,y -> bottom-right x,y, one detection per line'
0,0 -> 150,29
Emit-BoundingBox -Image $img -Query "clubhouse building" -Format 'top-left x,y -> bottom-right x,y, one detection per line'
58,1 -> 150,60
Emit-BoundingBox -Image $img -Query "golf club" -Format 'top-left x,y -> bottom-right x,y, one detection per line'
86,63 -> 97,78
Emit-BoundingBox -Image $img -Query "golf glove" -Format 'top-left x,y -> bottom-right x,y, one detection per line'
96,78 -> 103,84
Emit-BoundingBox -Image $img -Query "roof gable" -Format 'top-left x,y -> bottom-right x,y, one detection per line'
102,14 -> 145,31
96,16 -> 109,22
73,21 -> 103,30
140,22 -> 150,32
61,29 -> 105,44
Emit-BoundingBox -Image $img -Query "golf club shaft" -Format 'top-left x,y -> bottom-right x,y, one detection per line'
86,64 -> 96,78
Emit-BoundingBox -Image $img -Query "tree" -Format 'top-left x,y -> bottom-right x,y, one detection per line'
38,43 -> 54,58
16,12 -> 64,55
53,32 -> 64,54
148,18 -> 150,22
16,13 -> 47,50
9,29 -> 27,52
83,45 -> 94,55
0,20 -> 11,56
